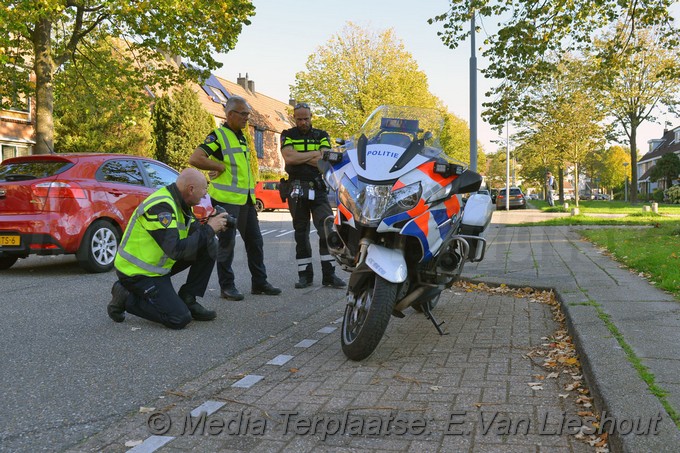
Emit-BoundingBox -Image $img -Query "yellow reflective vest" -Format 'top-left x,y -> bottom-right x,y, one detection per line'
207,126 -> 255,205
114,186 -> 190,277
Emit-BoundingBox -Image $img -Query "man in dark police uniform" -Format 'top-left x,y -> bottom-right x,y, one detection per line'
280,102 -> 345,290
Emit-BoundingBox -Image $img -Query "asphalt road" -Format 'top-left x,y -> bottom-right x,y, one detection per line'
0,211 -> 346,452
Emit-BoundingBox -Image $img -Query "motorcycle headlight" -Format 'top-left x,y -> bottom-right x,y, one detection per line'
392,182 -> 422,211
338,180 -> 423,227
358,184 -> 392,223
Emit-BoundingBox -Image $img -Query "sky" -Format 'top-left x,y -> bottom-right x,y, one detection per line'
213,0 -> 676,156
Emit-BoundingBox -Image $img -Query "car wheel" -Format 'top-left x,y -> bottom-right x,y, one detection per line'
0,255 -> 19,270
255,199 -> 264,212
76,220 -> 120,273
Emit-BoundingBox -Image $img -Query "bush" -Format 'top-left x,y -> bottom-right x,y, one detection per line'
652,188 -> 665,203
666,185 -> 680,204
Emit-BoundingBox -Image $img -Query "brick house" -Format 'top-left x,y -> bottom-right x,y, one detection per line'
0,86 -> 35,162
191,72 -> 293,173
637,125 -> 680,196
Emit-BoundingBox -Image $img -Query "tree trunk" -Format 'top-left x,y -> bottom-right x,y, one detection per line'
33,18 -> 55,155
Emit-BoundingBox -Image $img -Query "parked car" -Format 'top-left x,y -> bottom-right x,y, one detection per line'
594,193 -> 610,200
254,180 -> 289,212
495,187 -> 527,209
0,153 -> 179,272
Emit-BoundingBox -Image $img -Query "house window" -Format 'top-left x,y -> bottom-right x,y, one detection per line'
1,144 -> 29,162
2,66 -> 31,114
675,130 -> 680,143
207,86 -> 228,104
254,129 -> 264,158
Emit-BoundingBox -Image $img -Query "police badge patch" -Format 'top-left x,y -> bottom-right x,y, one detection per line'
158,212 -> 173,228
204,134 -> 217,144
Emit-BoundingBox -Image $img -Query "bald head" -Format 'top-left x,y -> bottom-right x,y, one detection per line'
176,168 -> 208,206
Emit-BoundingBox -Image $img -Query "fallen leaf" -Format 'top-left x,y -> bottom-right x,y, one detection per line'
139,406 -> 155,413
289,368 -> 299,373
430,386 -> 441,392
547,372 -> 559,379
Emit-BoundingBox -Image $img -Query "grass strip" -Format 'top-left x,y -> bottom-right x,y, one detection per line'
585,300 -> 680,428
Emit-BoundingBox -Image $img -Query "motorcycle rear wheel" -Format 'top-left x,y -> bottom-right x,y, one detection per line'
341,274 -> 397,361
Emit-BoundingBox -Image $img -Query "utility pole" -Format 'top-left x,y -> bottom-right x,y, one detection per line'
469,9 -> 477,172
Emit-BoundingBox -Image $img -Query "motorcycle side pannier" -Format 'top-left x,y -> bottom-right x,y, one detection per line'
460,193 -> 493,261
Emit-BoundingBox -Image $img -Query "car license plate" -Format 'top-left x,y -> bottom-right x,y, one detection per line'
0,235 -> 20,246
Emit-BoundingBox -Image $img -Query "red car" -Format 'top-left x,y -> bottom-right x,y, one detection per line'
0,153 -> 178,272
254,180 -> 289,212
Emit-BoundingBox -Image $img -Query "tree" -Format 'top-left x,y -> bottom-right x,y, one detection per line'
650,152 -> 680,190
152,86 -> 215,170
511,58 -> 606,206
54,34 -> 153,155
290,22 -> 441,141
429,1 -> 678,127
484,150 -> 509,189
440,112 -> 485,168
513,130 -> 560,192
590,26 -> 680,203
1,0 -> 255,154
595,145 -> 630,193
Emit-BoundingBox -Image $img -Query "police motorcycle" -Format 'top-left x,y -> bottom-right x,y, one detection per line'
318,105 -> 493,361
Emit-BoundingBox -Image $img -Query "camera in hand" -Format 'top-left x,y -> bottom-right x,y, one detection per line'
213,205 -> 237,229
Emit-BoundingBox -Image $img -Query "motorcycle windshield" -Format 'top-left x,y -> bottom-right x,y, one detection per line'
337,105 -> 466,184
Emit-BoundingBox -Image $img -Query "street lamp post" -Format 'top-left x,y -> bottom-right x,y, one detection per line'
623,162 -> 629,202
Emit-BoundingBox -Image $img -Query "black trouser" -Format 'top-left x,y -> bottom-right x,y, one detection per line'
117,250 -> 215,329
211,198 -> 268,290
288,183 -> 335,279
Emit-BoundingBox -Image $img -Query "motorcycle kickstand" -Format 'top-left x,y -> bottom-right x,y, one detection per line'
421,303 -> 448,336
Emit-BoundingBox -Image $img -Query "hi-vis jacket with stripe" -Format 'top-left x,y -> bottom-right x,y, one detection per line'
200,124 -> 255,205
114,184 -> 212,277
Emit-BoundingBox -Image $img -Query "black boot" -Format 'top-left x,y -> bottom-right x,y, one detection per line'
107,281 -> 128,322
295,273 -> 313,289
178,287 -> 216,321
321,261 -> 345,288
322,273 -> 346,288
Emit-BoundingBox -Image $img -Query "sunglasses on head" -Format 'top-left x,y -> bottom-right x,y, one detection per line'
293,102 -> 310,110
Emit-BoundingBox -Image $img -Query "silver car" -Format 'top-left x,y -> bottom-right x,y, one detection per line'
495,187 -> 527,209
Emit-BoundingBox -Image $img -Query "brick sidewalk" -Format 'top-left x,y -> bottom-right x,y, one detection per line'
71,287 -> 597,452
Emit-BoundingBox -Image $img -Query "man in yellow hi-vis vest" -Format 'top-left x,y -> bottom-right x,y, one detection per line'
189,96 -> 281,301
108,168 -> 232,329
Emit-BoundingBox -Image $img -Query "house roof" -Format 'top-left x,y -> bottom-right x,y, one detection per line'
638,126 -> 680,164
191,72 -> 294,133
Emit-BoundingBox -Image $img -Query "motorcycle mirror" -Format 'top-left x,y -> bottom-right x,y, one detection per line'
423,131 -> 433,141
335,138 -> 346,146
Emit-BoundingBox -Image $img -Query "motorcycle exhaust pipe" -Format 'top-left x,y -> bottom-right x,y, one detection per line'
394,286 -> 427,312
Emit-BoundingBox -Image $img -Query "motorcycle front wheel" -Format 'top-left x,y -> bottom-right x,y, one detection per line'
341,273 -> 397,361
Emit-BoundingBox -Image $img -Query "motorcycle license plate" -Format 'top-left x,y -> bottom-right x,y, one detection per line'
0,234 -> 20,246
